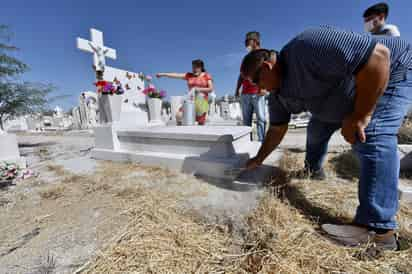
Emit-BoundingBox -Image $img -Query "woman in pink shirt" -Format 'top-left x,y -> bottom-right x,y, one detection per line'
157,59 -> 214,125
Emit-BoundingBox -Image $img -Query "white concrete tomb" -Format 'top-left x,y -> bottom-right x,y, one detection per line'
92,125 -> 278,184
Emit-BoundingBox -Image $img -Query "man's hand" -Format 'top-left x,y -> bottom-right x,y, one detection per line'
245,156 -> 263,170
245,124 -> 289,170
341,114 -> 372,144
343,43 -> 390,145
258,89 -> 268,96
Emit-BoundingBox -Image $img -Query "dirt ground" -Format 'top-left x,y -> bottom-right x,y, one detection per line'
1,131 -> 411,273
0,132 -> 265,273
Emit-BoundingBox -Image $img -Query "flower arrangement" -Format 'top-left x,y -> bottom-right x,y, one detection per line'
95,80 -> 124,95
0,162 -> 35,183
0,162 -> 21,182
139,73 -> 166,99
142,84 -> 167,99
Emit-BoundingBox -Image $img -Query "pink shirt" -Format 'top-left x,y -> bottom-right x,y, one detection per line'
185,72 -> 212,98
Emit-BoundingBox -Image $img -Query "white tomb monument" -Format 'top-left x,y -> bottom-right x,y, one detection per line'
0,130 -> 26,168
4,116 -> 29,132
92,125 -> 277,183
77,28 -> 276,184
77,28 -> 148,129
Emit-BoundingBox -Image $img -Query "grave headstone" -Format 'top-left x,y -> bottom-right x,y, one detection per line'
0,131 -> 26,168
71,107 -> 82,129
77,28 -> 148,129
77,28 -> 117,72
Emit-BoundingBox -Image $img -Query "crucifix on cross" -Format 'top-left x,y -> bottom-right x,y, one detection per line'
77,28 -> 117,72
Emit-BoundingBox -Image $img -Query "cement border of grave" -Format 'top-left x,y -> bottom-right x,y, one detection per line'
399,144 -> 412,204
0,133 -> 26,168
91,125 -> 282,185
399,144 -> 412,172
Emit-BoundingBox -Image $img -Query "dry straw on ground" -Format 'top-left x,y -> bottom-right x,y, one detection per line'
80,152 -> 412,274
399,118 -> 412,144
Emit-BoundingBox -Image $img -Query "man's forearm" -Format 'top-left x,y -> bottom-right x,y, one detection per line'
354,44 -> 390,119
255,124 -> 288,163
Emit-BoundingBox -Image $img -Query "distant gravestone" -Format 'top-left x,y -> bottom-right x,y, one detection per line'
229,102 -> 242,120
71,107 -> 82,129
4,116 -> 28,132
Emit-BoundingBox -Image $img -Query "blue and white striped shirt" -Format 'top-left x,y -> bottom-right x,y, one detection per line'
269,26 -> 412,125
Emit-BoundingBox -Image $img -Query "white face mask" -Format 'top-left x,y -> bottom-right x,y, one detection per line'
246,46 -> 253,53
364,19 -> 375,33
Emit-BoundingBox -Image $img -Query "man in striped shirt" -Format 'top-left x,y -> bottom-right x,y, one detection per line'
241,26 -> 412,250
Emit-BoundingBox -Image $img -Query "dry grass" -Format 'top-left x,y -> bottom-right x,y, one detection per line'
39,185 -> 65,200
84,188 -> 241,274
46,164 -> 68,177
78,151 -> 412,274
399,118 -> 412,144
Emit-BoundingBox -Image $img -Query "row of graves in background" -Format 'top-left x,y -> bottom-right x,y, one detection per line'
3,106 -> 73,133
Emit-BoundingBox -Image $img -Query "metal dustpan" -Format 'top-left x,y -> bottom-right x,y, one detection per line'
223,167 -> 247,179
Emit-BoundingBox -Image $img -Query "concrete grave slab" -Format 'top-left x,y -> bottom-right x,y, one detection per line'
92,125 -> 277,184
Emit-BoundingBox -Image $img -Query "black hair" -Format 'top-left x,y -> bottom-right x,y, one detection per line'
245,31 -> 261,46
241,49 -> 272,77
363,2 -> 389,19
192,59 -> 206,72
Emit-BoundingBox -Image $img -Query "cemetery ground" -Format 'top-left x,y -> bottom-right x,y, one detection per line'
0,131 -> 411,273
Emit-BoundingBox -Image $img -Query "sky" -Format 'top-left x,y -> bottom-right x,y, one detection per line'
1,0 -> 411,110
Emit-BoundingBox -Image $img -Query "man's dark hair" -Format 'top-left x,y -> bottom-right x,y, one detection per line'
363,2 -> 389,19
240,49 -> 271,77
192,59 -> 206,72
245,31 -> 261,45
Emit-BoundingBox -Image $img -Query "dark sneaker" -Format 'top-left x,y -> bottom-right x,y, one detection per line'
292,167 -> 326,181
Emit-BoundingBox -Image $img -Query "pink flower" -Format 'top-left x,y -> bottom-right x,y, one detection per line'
142,88 -> 151,95
159,90 -> 166,98
145,75 -> 153,81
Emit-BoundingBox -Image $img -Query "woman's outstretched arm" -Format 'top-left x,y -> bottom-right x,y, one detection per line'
156,73 -> 186,80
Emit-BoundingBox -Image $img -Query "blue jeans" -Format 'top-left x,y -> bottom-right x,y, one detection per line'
241,94 -> 267,142
306,69 -> 412,229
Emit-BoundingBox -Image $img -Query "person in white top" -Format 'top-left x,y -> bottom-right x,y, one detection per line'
363,2 -> 400,37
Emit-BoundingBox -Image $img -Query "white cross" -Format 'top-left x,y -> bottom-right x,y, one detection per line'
77,28 -> 117,72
